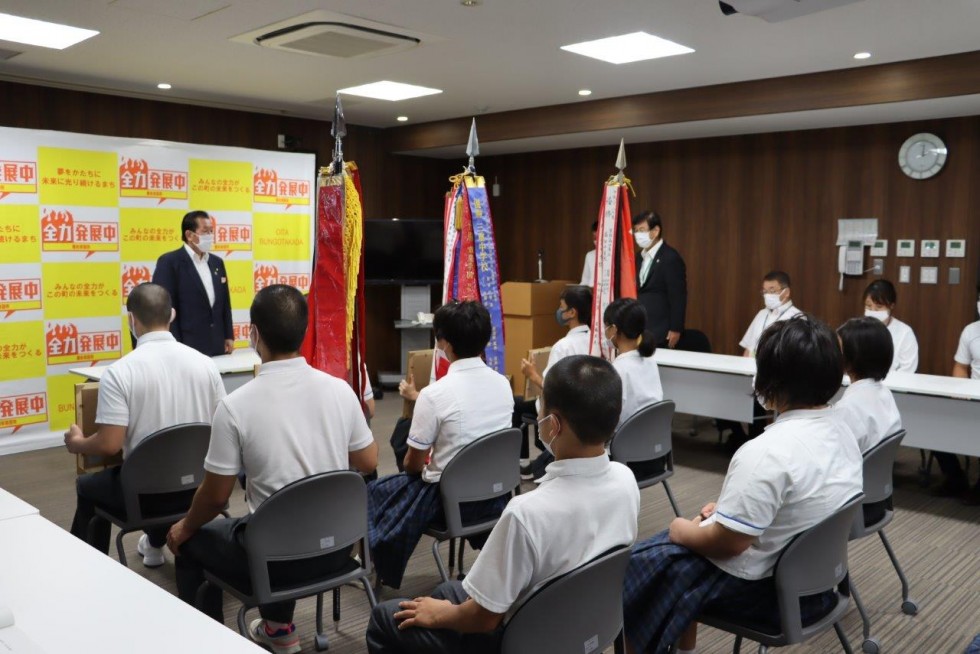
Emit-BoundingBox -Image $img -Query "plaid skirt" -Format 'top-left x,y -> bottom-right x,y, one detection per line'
623,530 -> 836,654
367,473 -> 509,589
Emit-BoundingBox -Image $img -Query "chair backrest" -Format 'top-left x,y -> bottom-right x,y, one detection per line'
244,470 -> 369,602
609,400 -> 676,466
677,329 -> 712,353
860,430 -> 906,505
438,427 -> 522,535
500,546 -> 631,654
772,493 -> 864,640
119,422 -> 212,522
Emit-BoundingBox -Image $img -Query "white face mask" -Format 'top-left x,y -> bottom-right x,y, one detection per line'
128,314 -> 138,342
865,308 -> 889,323
248,326 -> 258,351
976,301 -> 979,318
537,414 -> 559,457
196,233 -> 214,253
634,231 -> 652,249
763,293 -> 783,311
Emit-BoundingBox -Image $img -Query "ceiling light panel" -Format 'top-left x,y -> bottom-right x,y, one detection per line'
338,81 -> 442,101
0,11 -> 99,50
561,31 -> 694,65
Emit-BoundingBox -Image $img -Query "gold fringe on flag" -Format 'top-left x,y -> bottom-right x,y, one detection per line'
341,164 -> 362,368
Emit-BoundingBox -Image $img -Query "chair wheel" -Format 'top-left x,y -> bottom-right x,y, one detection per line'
862,638 -> 880,653
314,633 -> 330,651
901,599 -> 919,615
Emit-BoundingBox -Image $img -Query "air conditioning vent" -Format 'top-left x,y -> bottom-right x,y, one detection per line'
719,0 -> 865,22
255,22 -> 420,59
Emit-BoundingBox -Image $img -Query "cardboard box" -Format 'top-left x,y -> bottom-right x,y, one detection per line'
74,382 -> 123,475
501,280 -> 574,317
401,349 -> 434,419
522,347 -> 552,400
505,315 -> 567,394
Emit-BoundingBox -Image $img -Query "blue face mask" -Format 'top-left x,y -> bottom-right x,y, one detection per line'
555,307 -> 570,326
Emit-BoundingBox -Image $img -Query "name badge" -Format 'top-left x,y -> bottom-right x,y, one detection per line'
220,277 -> 227,284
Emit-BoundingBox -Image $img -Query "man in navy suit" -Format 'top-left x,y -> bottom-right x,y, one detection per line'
632,211 -> 687,348
152,210 -> 234,357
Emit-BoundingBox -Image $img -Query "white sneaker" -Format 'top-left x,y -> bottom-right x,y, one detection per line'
137,533 -> 165,568
249,619 -> 301,654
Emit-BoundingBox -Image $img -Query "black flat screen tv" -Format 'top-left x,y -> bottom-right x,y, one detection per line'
364,218 -> 444,285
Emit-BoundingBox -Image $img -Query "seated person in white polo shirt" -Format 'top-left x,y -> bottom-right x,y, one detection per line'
835,316 -> 902,524
623,316 -> 862,654
724,271 -> 803,450
863,279 -> 918,373
518,284 -> 593,478
934,311 -> 980,505
367,300 -> 513,590
365,355 -> 641,654
166,284 -> 378,654
65,283 -> 224,566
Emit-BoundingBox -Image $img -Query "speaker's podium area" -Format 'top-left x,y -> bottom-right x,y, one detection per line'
501,281 -> 572,395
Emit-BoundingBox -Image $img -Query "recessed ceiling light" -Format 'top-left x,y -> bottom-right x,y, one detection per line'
460,0 -> 481,5
578,89 -> 592,96
396,116 -> 409,122
157,83 -> 172,90
854,52 -> 871,60
561,31 -> 694,65
0,11 -> 99,50
338,81 -> 442,102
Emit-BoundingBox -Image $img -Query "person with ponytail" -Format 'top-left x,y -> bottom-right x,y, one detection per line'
603,298 -> 664,429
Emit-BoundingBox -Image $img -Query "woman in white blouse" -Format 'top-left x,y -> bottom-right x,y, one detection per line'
603,297 -> 664,429
862,279 -> 919,373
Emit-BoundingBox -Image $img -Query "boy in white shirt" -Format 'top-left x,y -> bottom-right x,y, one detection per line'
167,285 -> 378,654
368,301 -> 514,590
366,355 -> 640,654
934,312 -> 980,505
623,316 -> 862,654
518,284 -> 593,479
579,221 -> 598,287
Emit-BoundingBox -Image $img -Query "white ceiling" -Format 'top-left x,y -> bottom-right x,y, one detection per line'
1,0 -> 979,141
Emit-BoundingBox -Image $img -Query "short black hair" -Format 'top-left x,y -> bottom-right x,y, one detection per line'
543,355 -> 622,445
754,314 -> 842,410
863,279 -> 897,307
603,297 -> 656,357
432,300 -> 491,359
127,283 -> 172,328
560,285 -> 592,323
763,270 -> 791,289
631,210 -> 663,235
837,317 -> 893,381
181,210 -> 210,242
590,221 -> 598,232
250,284 -> 308,354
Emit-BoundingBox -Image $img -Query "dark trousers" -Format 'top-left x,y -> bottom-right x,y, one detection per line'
175,515 -> 354,624
70,466 -> 187,553
390,417 -> 412,473
366,580 -> 502,654
934,452 -> 973,488
512,397 -> 536,459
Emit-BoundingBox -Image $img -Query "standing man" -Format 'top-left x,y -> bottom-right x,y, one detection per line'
153,210 -> 233,356
632,210 -> 687,348
579,221 -> 598,287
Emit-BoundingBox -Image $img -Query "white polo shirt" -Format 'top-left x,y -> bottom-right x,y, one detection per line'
95,330 -> 224,458
954,321 -> 980,379
407,357 -> 513,483
204,356 -> 375,513
580,249 -> 596,287
536,325 -> 591,413
462,455 -> 639,616
834,379 -> 902,453
886,317 -> 918,373
706,407 -> 863,580
613,350 -> 664,429
739,302 -> 802,355
183,243 -> 215,307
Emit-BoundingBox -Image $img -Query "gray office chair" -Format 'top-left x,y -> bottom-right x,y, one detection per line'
424,427 -> 522,583
91,422 -> 213,567
699,493 -> 865,654
847,430 -> 917,654
200,471 -> 377,652
609,400 -> 682,517
500,546 -> 631,654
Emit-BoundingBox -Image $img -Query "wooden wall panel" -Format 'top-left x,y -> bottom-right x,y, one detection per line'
478,116 -> 980,375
